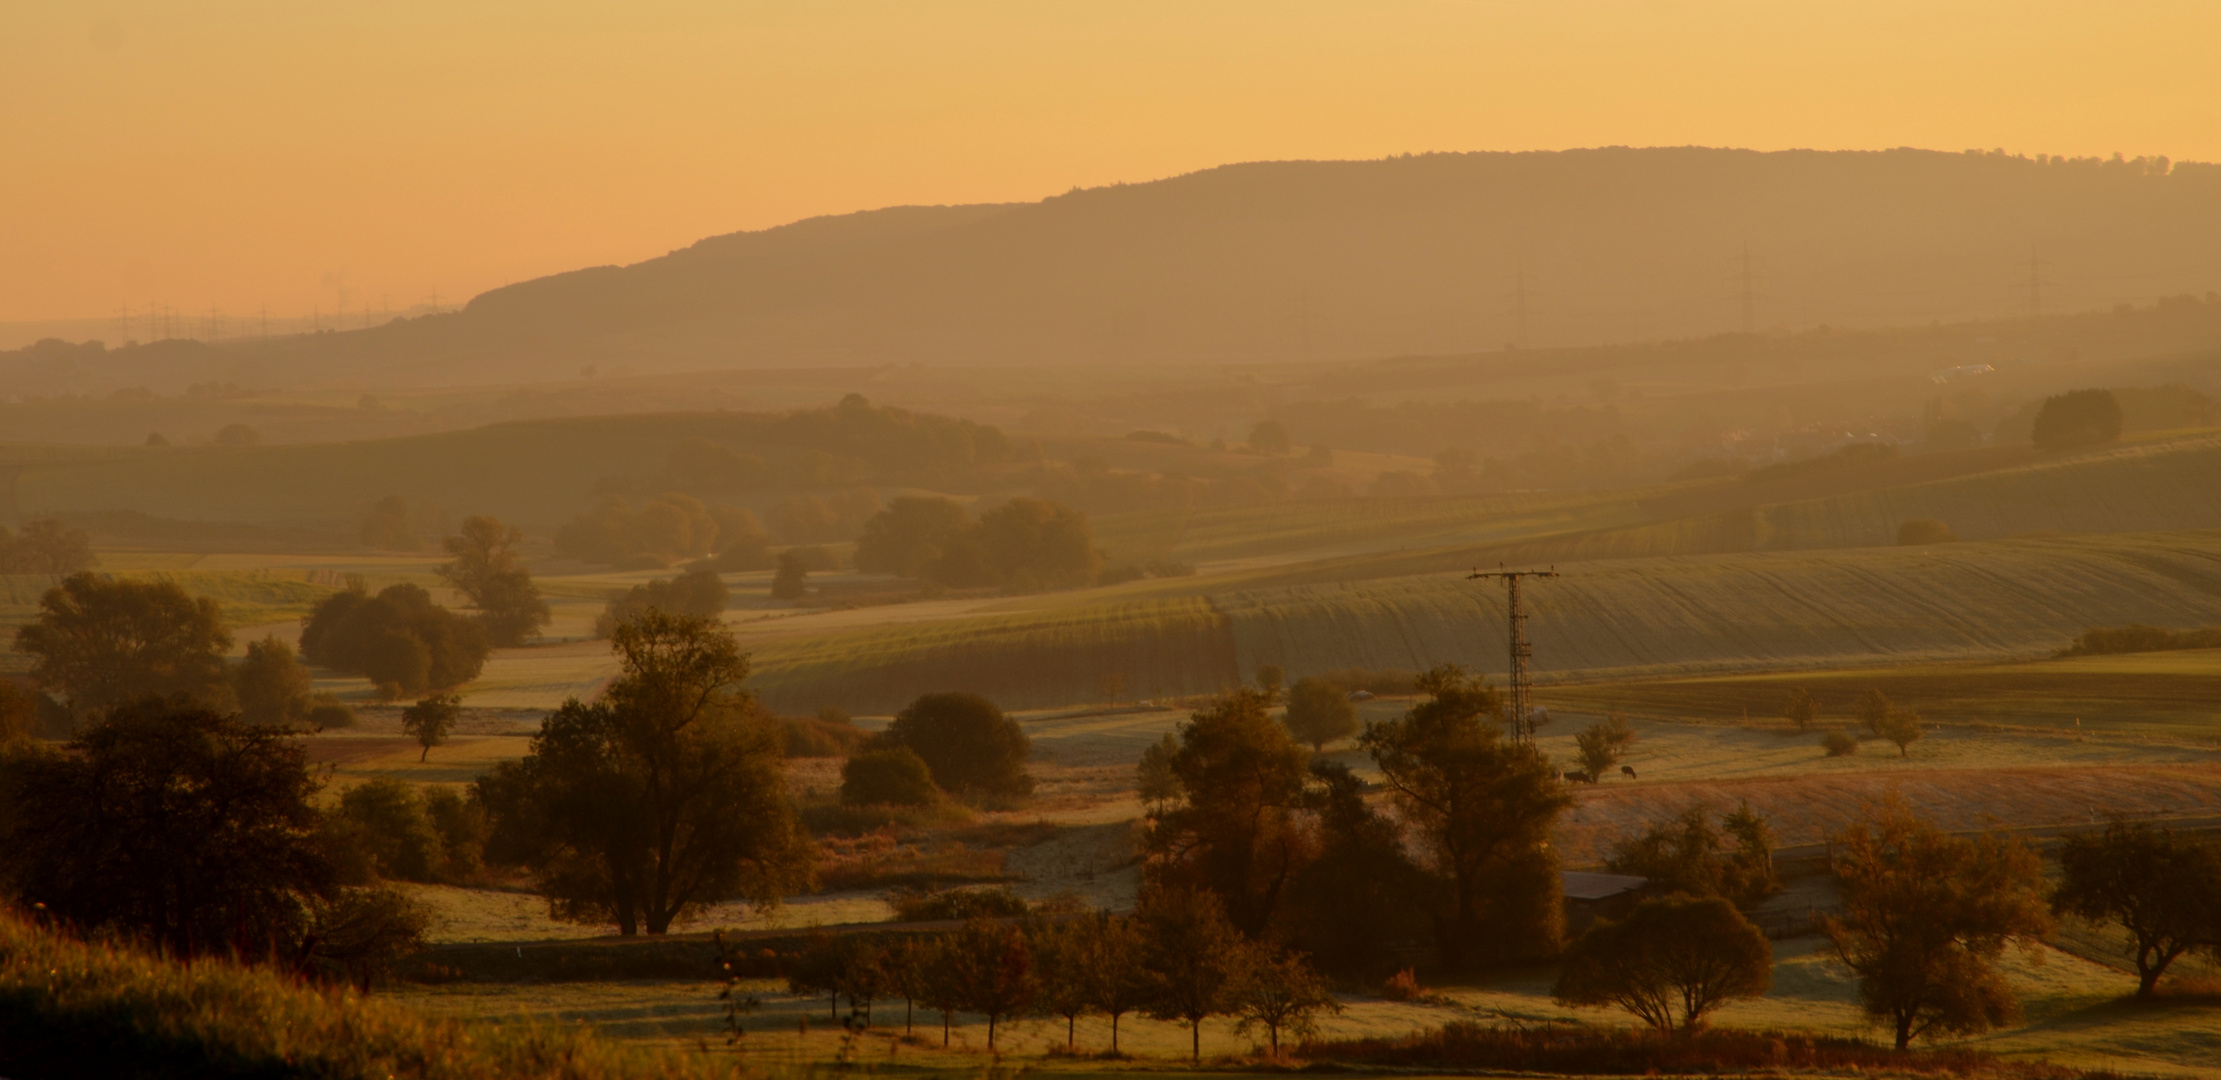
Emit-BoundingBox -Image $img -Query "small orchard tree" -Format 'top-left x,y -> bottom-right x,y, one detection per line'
1138,884 -> 1255,1063
1283,676 -> 1357,751
1877,709 -> 1924,756
2053,820 -> 2221,997
1575,714 -> 1638,780
1234,950 -> 1341,1057
1822,796 -> 2051,1050
1553,894 -> 1772,1035
942,917 -> 1033,1050
401,693 -> 461,762
1783,687 -> 1819,732
1082,913 -> 1155,1054
1030,917 -> 1095,1049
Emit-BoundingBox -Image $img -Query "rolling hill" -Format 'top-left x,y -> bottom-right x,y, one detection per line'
167,148 -> 2221,383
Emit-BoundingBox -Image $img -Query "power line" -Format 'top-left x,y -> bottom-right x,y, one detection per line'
1468,565 -> 1559,745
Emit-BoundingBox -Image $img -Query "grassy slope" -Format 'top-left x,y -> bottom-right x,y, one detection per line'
0,908 -> 749,1080
1218,529 -> 2221,684
742,596 -> 1236,713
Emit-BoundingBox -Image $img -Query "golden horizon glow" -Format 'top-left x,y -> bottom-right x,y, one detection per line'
5,0 -> 2218,324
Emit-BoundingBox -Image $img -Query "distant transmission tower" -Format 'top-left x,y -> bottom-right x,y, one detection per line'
1469,565 -> 1560,744
1738,243 -> 1757,333
1510,266 -> 1529,348
2021,251 -> 2049,323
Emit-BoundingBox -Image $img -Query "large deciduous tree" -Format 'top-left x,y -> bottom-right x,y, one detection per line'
2052,819 -> 2221,998
1361,665 -> 1571,968
1821,796 -> 2051,1049
478,612 -> 812,934
853,496 -> 975,578
1141,688 -> 1313,936
2031,389 -> 2123,452
13,572 -> 232,717
438,515 -> 550,647
1553,894 -> 1773,1035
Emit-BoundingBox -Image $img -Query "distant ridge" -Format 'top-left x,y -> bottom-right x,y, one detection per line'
221,147 -> 2221,382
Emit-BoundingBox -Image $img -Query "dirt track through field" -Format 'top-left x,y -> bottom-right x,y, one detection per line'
1554,763 -> 2221,864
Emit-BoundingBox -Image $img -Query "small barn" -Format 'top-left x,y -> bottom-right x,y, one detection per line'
1561,870 -> 1650,935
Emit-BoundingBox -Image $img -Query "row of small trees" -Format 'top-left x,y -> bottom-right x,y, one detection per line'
1784,686 -> 1924,756
773,888 -> 1335,1059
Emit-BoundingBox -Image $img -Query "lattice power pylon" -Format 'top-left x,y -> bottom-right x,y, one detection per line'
1469,565 -> 1560,744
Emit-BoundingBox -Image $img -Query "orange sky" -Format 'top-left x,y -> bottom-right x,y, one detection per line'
5,0 -> 2218,324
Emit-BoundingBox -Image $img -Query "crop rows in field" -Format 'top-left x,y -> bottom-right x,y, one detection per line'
1218,529 -> 2221,686
1090,488 -> 1648,566
0,568 -> 335,635
741,596 -> 1238,714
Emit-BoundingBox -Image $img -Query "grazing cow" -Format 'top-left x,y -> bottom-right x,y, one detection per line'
1621,765 -> 1638,780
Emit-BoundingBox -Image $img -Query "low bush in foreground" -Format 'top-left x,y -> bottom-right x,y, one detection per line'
0,907 -> 747,1079
1298,1021 -> 2100,1078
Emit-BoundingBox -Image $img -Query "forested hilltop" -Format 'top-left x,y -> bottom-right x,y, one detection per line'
25,147 -> 2214,385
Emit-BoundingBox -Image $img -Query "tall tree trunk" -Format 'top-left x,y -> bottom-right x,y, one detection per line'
1192,1019 -> 1201,1062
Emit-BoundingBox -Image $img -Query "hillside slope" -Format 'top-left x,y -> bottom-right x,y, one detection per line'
201,148 -> 2221,381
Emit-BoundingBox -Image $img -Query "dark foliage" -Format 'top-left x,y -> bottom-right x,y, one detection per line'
876,691 -> 1032,801
438,515 -> 549,647
1140,688 -> 1312,936
299,582 -> 489,696
850,495 -> 1103,591
14,572 -> 232,716
0,702 -> 335,959
2053,819 -> 2221,997
595,566 -> 729,638
2031,388 -> 2123,452
1606,802 -> 1779,908
1553,894 -> 1773,1034
1897,518 -> 1959,544
231,636 -> 315,727
2062,623 -> 2221,656
1299,1021 -> 2076,1077
887,885 -> 1034,922
478,612 -> 813,934
0,518 -> 94,573
1286,760 -> 1430,975
840,746 -> 940,807
1362,665 -> 1571,968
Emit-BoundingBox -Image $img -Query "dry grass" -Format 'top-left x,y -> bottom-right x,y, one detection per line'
0,907 -> 756,1079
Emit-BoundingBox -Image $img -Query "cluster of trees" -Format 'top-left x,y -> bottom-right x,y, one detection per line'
301,583 -> 489,698
477,612 -> 814,935
0,519 -> 94,573
766,489 -> 884,545
1783,686 -> 1923,757
0,701 -> 431,986
1135,666 -> 1569,978
853,496 -> 1103,591
595,565 -> 728,638
8,573 -> 353,729
780,888 -> 1337,1059
556,493 -> 769,568
839,691 -> 1034,808
436,516 -> 549,646
2031,388 -> 2123,452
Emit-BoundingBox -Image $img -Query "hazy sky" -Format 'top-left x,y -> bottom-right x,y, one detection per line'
5,0 -> 2217,324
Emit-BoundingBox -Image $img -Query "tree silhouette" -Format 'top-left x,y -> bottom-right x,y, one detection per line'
14,572 -> 232,717
1554,894 -> 1772,1035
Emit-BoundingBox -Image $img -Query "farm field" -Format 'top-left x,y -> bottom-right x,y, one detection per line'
1542,647 -> 2221,741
